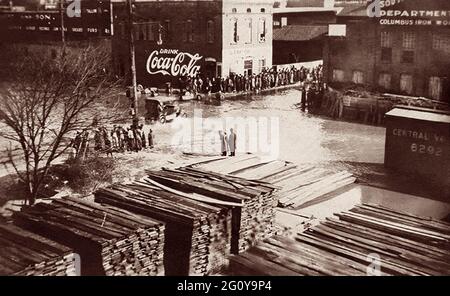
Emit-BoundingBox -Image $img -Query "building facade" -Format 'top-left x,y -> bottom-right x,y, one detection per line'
323,0 -> 450,103
272,4 -> 337,65
112,0 -> 273,88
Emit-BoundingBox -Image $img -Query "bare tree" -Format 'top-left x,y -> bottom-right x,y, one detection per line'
0,44 -> 127,205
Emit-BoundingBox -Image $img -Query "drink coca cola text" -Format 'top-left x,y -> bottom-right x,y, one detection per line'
146,49 -> 203,77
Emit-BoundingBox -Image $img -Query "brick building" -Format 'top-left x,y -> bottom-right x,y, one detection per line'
0,0 -> 113,42
272,2 -> 337,64
112,0 -> 273,88
323,0 -> 450,103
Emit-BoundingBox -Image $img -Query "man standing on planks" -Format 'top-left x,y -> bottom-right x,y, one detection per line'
228,128 -> 237,157
219,130 -> 227,156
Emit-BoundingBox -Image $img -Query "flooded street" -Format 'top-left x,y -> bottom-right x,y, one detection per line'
147,89 -> 450,220
150,88 -> 386,169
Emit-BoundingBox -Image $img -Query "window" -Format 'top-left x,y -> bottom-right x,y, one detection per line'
261,8 -> 266,13
352,71 -> 364,84
332,69 -> 344,82
378,73 -> 391,89
380,31 -> 391,47
281,17 -> 287,27
245,18 -> 252,44
429,77 -> 443,100
206,20 -> 214,43
133,24 -> 141,40
402,32 -> 415,49
138,24 -> 146,40
185,20 -> 194,42
247,8 -> 251,13
259,59 -> 266,73
232,8 -> 237,13
432,33 -> 450,53
400,74 -> 413,94
163,20 -> 170,42
231,18 -> 238,44
381,47 -> 392,62
119,22 -> 125,39
258,18 -> 266,42
402,50 -> 414,63
147,23 -> 155,41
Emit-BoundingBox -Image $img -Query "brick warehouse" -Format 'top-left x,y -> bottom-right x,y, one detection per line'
323,0 -> 450,103
112,0 -> 273,88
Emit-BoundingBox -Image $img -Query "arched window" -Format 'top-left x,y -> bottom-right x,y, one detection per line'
231,18 -> 238,44
232,8 -> 237,13
258,18 -> 266,42
206,20 -> 214,43
247,8 -> 251,13
245,18 -> 252,44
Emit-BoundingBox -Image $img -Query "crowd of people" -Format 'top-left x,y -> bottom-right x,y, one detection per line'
70,125 -> 156,160
69,65 -> 324,160
176,64 -> 324,98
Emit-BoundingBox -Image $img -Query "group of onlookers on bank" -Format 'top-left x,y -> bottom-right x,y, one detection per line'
69,125 -> 156,160
175,65 -> 324,97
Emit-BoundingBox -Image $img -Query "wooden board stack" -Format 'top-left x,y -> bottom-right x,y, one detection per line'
12,197 -> 165,276
0,223 -> 77,276
190,154 -> 356,209
94,181 -> 231,276
146,167 -> 277,254
228,203 -> 450,276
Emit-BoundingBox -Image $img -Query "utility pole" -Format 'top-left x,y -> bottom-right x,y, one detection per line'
60,0 -> 65,43
127,0 -> 138,126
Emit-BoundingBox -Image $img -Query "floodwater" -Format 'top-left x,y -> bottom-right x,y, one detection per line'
148,88 -> 450,219
151,88 -> 386,168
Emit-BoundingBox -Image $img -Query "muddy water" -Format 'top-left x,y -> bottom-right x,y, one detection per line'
148,89 -> 449,219
152,89 -> 386,167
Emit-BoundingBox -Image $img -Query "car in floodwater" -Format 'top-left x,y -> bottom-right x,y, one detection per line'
144,97 -> 187,124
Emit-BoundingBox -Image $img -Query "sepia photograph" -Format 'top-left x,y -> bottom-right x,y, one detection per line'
0,0 -> 449,280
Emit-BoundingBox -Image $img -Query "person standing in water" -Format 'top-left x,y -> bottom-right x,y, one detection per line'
219,130 -> 227,156
228,128 -> 236,157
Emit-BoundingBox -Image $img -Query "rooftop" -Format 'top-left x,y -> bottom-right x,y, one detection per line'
273,25 -> 328,41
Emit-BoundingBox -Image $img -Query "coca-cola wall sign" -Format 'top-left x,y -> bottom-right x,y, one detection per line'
146,49 -> 203,77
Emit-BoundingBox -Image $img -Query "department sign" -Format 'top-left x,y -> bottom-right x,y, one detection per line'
375,0 -> 450,26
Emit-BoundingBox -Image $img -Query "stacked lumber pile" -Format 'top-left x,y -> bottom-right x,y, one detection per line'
13,197 -> 165,276
95,180 -> 232,276
145,167 -> 277,254
0,223 -> 77,276
190,155 -> 356,209
228,203 -> 450,276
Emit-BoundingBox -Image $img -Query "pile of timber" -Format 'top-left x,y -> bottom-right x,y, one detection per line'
95,180 -> 232,276
0,223 -> 77,276
190,154 -> 356,209
228,203 -> 450,276
13,197 -> 165,276
145,167 -> 277,254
